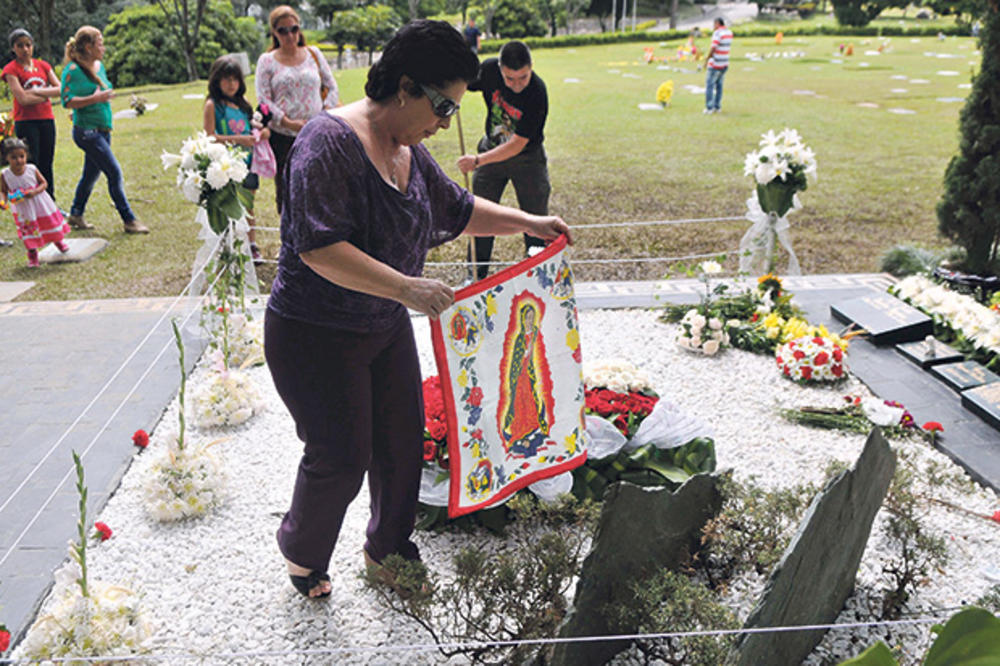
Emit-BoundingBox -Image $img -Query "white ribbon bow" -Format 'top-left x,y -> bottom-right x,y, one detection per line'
738,189 -> 802,276
190,207 -> 259,297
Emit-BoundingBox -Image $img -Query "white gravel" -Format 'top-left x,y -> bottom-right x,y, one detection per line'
16,309 -> 1000,664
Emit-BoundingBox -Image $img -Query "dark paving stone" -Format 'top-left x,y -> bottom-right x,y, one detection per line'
829,293 -> 933,345
930,361 -> 1000,393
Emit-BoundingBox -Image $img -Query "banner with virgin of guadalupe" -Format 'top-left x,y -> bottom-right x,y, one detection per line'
430,235 -> 588,517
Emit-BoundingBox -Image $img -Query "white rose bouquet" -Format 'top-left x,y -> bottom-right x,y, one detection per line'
161,132 -> 251,234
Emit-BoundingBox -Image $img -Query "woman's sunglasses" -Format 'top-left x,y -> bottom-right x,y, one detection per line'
419,84 -> 460,119
275,25 -> 300,36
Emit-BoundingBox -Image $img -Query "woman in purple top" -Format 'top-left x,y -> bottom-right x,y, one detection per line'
265,20 -> 572,600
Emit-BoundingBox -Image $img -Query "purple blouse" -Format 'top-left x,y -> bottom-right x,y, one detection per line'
268,113 -> 474,331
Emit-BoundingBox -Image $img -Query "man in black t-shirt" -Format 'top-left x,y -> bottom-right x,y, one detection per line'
458,40 -> 550,281
463,18 -> 481,54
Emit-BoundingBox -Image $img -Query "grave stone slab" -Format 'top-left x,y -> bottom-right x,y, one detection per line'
962,382 -> 1000,432
0,281 -> 34,302
830,293 -> 932,345
38,238 -> 109,264
930,361 -> 1000,393
896,337 -> 964,369
550,475 -> 723,666
734,429 -> 896,666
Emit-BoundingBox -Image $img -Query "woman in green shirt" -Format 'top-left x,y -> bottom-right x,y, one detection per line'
61,26 -> 148,234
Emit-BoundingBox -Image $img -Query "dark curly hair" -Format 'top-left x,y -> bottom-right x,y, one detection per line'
365,20 -> 480,102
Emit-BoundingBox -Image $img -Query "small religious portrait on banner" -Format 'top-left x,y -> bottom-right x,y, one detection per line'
447,306 -> 482,356
498,293 -> 555,459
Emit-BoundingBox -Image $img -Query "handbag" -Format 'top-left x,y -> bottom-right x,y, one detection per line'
251,130 -> 277,179
308,47 -> 330,102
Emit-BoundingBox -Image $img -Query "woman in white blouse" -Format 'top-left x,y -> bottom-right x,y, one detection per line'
255,5 -> 339,212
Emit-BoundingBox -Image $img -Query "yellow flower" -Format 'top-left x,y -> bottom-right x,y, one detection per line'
457,369 -> 468,388
656,80 -> 674,106
485,293 -> 497,317
564,431 -> 578,455
566,328 -> 580,350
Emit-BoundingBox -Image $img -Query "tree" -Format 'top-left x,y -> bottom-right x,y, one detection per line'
936,1 -> 1000,276
924,0 -> 989,26
151,0 -> 209,80
103,1 -> 263,87
492,0 -> 547,37
535,0 -> 566,36
353,4 -> 402,65
326,8 -> 361,69
0,0 -> 124,64
830,0 -> 908,26
313,0 -> 356,23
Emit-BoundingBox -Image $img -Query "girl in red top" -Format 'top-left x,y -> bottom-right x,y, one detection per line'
2,29 -> 61,201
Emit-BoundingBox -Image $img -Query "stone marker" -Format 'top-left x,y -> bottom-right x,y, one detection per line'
733,428 -> 895,666
961,382 -> 1000,432
830,293 -> 932,345
930,360 -> 1000,393
0,281 -> 34,302
38,238 -> 108,265
896,336 -> 964,369
549,474 -> 723,666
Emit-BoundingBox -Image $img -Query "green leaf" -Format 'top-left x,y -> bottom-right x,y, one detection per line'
837,641 -> 897,666
924,607 -> 1000,666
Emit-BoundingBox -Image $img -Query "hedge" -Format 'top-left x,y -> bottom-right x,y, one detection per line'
477,21 -> 972,53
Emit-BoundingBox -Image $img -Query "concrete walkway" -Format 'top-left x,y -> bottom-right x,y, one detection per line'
1,273 -> 998,648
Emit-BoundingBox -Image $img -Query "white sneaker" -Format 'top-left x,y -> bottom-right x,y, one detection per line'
703,108 -> 712,114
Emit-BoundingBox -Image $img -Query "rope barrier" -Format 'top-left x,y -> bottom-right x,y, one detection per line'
0,233 -> 225,521
0,615 -> 947,664
257,250 -> 739,269
250,214 -> 747,234
0,239 -> 228,570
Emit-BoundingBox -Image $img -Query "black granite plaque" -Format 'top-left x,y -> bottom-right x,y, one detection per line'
895,338 -> 965,369
830,294 -> 932,345
961,382 -> 1000,432
930,361 -> 1000,393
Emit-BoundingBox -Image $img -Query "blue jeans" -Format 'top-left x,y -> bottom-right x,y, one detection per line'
705,67 -> 727,111
71,127 -> 135,223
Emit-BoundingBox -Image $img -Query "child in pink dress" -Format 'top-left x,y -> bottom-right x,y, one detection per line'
1,137 -> 69,267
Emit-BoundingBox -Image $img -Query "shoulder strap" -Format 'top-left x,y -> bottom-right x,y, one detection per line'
308,46 -> 322,72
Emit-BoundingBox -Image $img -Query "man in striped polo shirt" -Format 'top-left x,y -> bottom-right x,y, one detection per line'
704,17 -> 733,114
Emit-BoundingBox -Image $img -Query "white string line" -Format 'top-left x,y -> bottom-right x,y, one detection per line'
0,248 -> 227,570
0,234 -> 225,520
256,250 -> 738,268
250,215 -> 746,234
0,616 -> 945,663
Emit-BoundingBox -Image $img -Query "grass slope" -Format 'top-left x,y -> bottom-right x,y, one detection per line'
0,33 -> 976,299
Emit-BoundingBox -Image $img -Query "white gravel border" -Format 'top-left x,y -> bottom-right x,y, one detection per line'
15,309 -> 1000,664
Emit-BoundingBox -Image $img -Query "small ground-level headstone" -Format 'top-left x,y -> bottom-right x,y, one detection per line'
830,293 -> 932,345
961,382 -> 1000,432
637,103 -> 663,110
930,360 -> 1000,393
549,474 -> 723,666
888,108 -> 917,114
733,429 -> 896,666
113,103 -> 159,119
0,280 -> 34,302
896,337 -> 964,369
38,238 -> 108,265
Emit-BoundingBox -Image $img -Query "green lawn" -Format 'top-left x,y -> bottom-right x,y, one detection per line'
0,32 -> 978,299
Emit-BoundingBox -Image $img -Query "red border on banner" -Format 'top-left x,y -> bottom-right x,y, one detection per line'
429,234 -> 585,518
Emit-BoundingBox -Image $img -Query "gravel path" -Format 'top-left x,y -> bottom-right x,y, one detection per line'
16,309 -> 1000,664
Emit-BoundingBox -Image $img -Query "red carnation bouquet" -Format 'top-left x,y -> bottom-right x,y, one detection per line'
422,376 -> 450,478
584,387 -> 659,440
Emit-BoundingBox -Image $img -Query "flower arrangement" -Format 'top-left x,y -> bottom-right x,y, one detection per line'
190,365 -> 264,429
890,275 -> 1000,369
129,94 -> 147,115
743,127 -> 817,217
582,358 -> 654,394
672,260 -> 740,355
160,132 -> 251,235
780,395 -> 937,441
143,322 -> 227,522
421,376 -> 450,480
775,335 -> 847,383
656,80 -> 674,107
223,312 -> 264,368
14,453 -> 150,661
584,385 -> 659,440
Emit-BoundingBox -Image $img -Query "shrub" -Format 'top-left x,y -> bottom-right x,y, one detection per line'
492,0 -> 548,38
103,0 -> 263,87
879,244 -> 946,277
936,4 -> 1000,277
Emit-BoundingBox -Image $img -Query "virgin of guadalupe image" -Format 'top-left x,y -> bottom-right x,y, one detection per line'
497,296 -> 555,458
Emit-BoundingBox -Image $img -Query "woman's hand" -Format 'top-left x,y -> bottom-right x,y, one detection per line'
258,127 -> 271,142
456,154 -> 478,174
399,276 -> 455,319
95,89 -> 114,103
282,117 -> 305,132
526,215 -> 573,245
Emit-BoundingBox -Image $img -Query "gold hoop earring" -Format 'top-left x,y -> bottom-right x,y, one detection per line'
398,96 -> 405,108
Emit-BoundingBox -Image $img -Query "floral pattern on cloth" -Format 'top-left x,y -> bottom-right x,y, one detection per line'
1,164 -> 68,249
254,47 -> 338,137
430,235 -> 587,517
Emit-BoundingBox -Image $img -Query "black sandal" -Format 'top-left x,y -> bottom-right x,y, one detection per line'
289,570 -> 331,599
